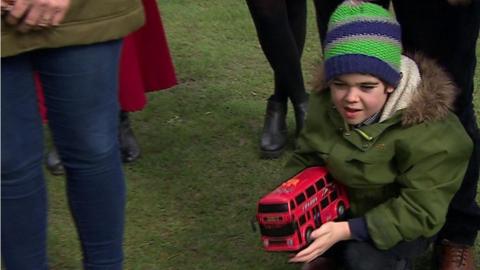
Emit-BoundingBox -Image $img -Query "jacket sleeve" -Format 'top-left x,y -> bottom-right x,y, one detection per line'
364,120 -> 472,250
280,134 -> 326,181
280,92 -> 329,180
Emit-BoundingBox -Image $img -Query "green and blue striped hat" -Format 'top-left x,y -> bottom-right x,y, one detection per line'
324,1 -> 402,86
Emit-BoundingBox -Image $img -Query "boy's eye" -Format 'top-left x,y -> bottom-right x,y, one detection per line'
332,82 -> 346,87
360,85 -> 375,91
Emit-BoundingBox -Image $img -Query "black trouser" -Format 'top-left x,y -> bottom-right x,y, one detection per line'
315,238 -> 432,270
313,0 -> 480,246
245,0 -> 309,104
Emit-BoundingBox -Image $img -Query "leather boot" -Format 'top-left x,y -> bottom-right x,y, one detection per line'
293,96 -> 309,137
45,146 -> 65,176
260,99 -> 288,159
434,239 -> 476,270
119,111 -> 141,163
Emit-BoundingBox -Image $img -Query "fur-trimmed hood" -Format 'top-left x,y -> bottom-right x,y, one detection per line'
311,53 -> 458,126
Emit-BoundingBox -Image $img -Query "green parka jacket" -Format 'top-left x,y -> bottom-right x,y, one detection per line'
1,0 -> 144,57
282,54 -> 472,250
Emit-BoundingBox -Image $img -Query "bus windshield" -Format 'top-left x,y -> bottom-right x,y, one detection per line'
258,203 -> 289,213
259,222 -> 296,237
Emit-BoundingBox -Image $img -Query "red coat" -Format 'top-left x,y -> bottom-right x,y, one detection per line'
119,0 -> 177,111
36,0 -> 177,119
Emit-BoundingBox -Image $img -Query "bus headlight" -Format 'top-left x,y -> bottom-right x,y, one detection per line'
287,239 -> 293,246
263,239 -> 269,247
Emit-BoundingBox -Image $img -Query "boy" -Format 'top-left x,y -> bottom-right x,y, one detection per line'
285,1 -> 472,269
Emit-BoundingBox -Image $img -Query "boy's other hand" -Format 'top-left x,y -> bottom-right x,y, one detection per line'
289,221 -> 352,263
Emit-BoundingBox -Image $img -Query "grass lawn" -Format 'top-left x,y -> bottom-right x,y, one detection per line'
45,0 -> 480,269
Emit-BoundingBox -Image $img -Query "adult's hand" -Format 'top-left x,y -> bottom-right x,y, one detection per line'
289,222 -> 352,263
4,0 -> 71,33
2,0 -> 14,14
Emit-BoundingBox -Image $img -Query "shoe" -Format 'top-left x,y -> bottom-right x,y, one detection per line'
119,111 -> 141,163
434,239 -> 476,270
293,97 -> 309,137
260,99 -> 288,159
45,147 -> 65,176
301,257 -> 337,270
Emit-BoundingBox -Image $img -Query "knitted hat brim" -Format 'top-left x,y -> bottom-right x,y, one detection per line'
325,54 -> 401,87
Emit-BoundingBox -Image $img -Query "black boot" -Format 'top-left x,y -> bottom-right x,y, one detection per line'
119,111 -> 141,163
45,146 -> 65,176
260,99 -> 288,159
293,97 -> 309,137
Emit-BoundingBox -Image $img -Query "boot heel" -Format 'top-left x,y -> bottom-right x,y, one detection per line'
260,99 -> 288,159
45,146 -> 65,176
119,111 -> 141,163
293,97 -> 309,137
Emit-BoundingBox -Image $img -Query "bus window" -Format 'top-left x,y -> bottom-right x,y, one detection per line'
306,185 -> 316,198
258,203 -> 289,213
315,179 -> 325,190
326,174 -> 334,184
299,215 -> 306,226
295,193 -> 306,205
330,190 -> 338,201
290,200 -> 296,210
321,198 -> 329,209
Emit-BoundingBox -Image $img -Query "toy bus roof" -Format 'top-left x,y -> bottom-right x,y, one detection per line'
259,166 -> 329,204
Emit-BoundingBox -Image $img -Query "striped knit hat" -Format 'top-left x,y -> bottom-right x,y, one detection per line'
324,1 -> 402,87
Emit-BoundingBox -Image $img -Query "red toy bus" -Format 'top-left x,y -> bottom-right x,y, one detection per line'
256,166 -> 350,252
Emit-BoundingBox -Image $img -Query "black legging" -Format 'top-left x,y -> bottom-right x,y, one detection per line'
246,0 -> 309,104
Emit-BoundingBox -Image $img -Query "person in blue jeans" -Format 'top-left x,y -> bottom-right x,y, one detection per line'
1,0 -> 144,269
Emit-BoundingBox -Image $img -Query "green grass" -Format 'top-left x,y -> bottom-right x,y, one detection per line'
45,0 -> 480,269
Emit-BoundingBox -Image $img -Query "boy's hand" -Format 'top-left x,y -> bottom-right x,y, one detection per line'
4,0 -> 70,32
289,222 -> 352,263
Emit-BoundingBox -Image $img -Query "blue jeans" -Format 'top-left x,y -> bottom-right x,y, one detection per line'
1,40 -> 126,269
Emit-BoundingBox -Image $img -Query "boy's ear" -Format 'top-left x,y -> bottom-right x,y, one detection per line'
386,85 -> 395,94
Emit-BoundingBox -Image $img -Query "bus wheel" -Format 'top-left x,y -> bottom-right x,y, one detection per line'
337,202 -> 345,219
305,228 -> 314,244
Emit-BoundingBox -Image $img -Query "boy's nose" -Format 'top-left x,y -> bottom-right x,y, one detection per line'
344,88 -> 359,102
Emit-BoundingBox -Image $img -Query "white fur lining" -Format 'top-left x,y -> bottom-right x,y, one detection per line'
380,56 -> 421,122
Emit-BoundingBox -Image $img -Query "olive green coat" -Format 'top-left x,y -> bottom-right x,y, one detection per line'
282,55 -> 472,250
1,0 -> 144,57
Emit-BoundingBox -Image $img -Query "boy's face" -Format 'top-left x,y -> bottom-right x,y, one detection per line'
330,73 -> 394,125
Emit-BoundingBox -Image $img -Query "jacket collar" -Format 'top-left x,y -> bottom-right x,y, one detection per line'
327,104 -> 401,151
